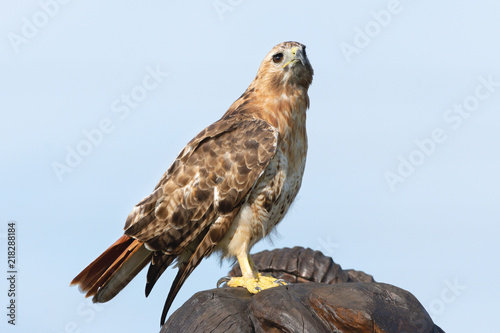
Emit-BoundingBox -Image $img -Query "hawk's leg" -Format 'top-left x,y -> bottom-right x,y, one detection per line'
226,251 -> 287,293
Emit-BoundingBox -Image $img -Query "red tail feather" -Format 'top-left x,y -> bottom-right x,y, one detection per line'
71,235 -> 152,302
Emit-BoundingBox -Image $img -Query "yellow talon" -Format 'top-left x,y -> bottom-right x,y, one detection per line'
227,251 -> 287,293
227,273 -> 287,293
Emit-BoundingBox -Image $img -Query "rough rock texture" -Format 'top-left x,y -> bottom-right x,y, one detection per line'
228,246 -> 375,285
161,247 -> 444,333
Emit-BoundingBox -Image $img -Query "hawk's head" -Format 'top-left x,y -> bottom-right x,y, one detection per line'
256,41 -> 314,93
224,41 -> 314,119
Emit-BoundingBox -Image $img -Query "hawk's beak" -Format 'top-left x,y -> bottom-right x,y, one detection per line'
282,47 -> 306,68
293,47 -> 306,66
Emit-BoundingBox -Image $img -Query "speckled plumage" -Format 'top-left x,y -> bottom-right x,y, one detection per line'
71,41 -> 313,326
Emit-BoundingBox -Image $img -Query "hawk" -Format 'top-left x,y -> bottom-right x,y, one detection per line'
71,41 -> 314,325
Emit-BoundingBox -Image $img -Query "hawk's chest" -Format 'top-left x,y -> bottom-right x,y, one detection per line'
219,113 -> 308,256
249,117 -> 308,236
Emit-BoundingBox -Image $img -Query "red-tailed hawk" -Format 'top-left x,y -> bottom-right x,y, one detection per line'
71,41 -> 314,325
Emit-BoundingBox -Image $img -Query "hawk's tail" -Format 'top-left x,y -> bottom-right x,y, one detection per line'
70,235 -> 152,303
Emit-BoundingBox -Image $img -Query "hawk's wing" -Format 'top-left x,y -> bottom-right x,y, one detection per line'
124,114 -> 278,246
123,114 -> 278,315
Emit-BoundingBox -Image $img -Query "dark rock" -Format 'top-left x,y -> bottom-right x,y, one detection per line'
228,247 -> 374,285
161,247 -> 444,333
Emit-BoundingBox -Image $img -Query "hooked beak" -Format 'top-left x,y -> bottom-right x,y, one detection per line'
282,46 -> 307,68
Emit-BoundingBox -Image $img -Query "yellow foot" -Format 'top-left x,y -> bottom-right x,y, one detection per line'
226,274 -> 287,294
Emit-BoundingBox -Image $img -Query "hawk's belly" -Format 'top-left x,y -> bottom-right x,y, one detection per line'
218,139 -> 307,257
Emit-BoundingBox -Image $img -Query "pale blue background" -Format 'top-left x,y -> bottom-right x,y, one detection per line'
1,1 -> 499,332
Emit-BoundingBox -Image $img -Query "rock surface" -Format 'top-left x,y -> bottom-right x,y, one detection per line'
228,246 -> 375,285
161,247 -> 444,333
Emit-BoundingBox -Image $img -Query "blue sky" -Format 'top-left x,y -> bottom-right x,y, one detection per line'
1,1 -> 499,332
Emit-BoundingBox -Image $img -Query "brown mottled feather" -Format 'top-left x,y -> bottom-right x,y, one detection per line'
124,117 -> 278,254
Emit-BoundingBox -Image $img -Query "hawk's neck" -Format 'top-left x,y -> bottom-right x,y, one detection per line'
224,84 -> 309,133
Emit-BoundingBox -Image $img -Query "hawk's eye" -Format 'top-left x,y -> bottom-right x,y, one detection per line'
272,53 -> 283,63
